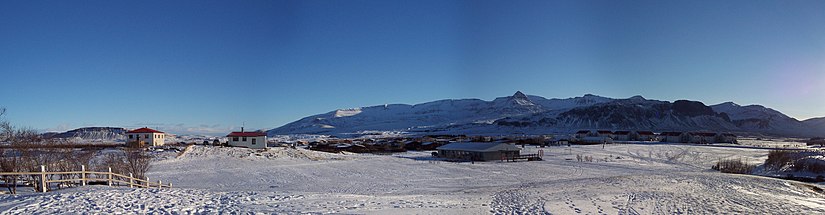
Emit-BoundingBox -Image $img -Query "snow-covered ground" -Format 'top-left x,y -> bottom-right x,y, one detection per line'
2,142 -> 825,214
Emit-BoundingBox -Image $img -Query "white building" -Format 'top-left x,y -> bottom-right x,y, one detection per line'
226,130 -> 267,149
126,127 -> 166,147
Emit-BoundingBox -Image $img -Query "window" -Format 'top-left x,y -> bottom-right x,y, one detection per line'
252,139 -> 256,144
145,134 -> 149,138
233,137 -> 239,141
128,134 -> 133,139
242,137 -> 247,141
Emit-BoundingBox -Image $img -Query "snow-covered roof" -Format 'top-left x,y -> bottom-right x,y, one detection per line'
436,142 -> 520,152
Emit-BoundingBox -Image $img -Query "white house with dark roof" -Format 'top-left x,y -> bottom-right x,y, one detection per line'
226,128 -> 267,149
126,127 -> 166,147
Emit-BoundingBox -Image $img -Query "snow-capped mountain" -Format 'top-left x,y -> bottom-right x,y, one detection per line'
709,102 -> 810,135
45,127 -> 127,141
269,92 -> 825,137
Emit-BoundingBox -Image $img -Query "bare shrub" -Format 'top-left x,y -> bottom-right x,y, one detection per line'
765,150 -> 794,170
713,159 -> 756,174
0,148 -> 23,194
124,148 -> 151,179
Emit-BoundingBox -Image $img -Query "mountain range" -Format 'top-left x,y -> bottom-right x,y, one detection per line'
267,91 -> 825,138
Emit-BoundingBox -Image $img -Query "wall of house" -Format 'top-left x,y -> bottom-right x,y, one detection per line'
126,133 -> 165,146
228,136 -> 267,149
437,150 -> 519,161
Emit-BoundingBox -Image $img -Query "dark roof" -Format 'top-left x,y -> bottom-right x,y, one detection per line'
436,142 -> 521,152
126,127 -> 164,134
694,132 -> 717,137
613,131 -> 631,135
575,130 -> 591,134
660,132 -> 683,136
636,131 -> 655,135
227,132 -> 267,137
597,130 -> 613,134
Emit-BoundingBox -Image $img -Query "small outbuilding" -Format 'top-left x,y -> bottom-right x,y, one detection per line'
436,142 -> 520,161
226,129 -> 267,149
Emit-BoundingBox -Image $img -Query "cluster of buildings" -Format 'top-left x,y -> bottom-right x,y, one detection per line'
123,126 -> 739,162
573,130 -> 737,144
125,127 -> 268,149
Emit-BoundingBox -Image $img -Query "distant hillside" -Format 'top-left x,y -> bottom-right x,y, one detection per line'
45,127 -> 126,141
268,91 -> 825,138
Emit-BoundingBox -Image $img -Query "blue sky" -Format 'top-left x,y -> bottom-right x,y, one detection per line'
1,0 -> 824,135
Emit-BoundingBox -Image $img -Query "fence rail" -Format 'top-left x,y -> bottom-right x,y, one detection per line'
0,165 -> 171,193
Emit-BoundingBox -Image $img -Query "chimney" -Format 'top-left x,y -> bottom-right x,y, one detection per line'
241,127 -> 244,133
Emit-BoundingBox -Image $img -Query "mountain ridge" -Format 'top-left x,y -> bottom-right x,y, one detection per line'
268,92 -> 825,137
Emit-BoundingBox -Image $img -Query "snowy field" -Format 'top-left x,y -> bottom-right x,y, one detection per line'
2,141 -> 825,214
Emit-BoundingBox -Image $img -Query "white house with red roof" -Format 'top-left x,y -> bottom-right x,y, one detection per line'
126,127 -> 166,147
226,128 -> 267,149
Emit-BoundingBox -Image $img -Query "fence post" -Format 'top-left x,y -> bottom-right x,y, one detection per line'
129,173 -> 134,188
169,182 -> 172,189
107,167 -> 112,187
158,180 -> 162,189
40,165 -> 47,193
146,176 -> 149,188
81,165 -> 86,186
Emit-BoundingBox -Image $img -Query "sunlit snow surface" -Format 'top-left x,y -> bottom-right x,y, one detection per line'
2,140 -> 824,214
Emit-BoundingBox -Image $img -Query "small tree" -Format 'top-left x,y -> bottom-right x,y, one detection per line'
123,148 -> 151,180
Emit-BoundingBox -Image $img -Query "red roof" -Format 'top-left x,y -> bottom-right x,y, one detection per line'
227,132 -> 267,137
126,127 -> 164,134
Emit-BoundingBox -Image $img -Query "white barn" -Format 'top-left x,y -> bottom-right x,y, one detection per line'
226,130 -> 267,149
126,127 -> 166,147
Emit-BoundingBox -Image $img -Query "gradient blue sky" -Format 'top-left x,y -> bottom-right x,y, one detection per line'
2,0 -> 824,135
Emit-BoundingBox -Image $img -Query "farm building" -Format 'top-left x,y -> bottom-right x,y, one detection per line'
435,142 -> 520,161
596,130 -> 613,138
576,136 -> 613,145
574,130 -> 593,138
226,129 -> 267,149
637,131 -> 656,141
126,127 -> 166,147
692,132 -> 718,144
613,131 -> 632,141
660,132 -> 689,143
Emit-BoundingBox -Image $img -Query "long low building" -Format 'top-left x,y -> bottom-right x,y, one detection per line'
436,142 -> 520,161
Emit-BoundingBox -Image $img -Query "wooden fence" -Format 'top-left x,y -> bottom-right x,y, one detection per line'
0,165 -> 171,193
